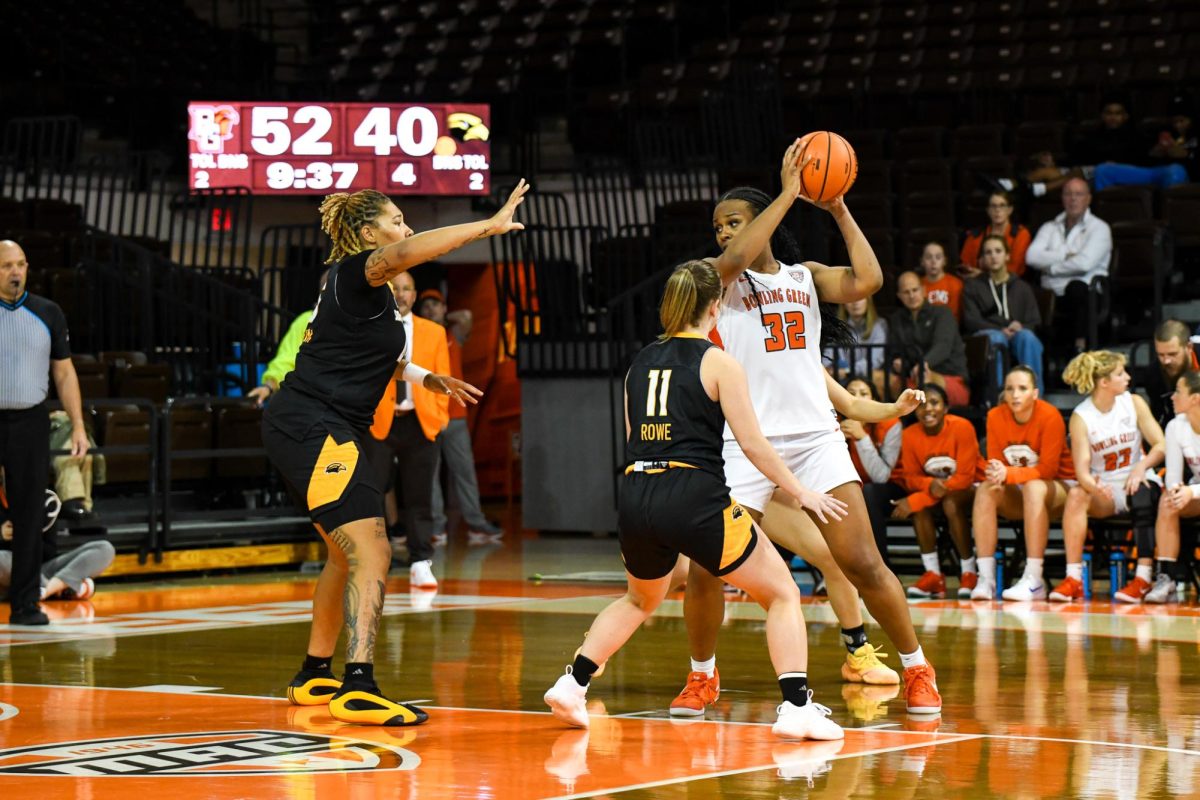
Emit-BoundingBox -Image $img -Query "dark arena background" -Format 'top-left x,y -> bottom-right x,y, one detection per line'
1,0 -> 1199,797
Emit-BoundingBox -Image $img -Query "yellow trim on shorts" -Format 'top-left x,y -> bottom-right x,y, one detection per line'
623,461 -> 698,476
719,500 -> 754,570
307,435 -> 359,509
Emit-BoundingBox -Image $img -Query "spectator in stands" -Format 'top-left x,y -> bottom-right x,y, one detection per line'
1074,99 -> 1188,191
1053,351 -> 1164,604
917,241 -> 962,322
416,288 -> 503,545
1025,178 -> 1112,353
0,239 -> 90,626
828,297 -> 887,393
971,366 -> 1074,601
1024,151 -> 1083,200
1137,319 -> 1199,430
959,191 -> 1031,279
368,272 -> 450,590
842,375 -> 902,482
50,410 -> 102,521
841,379 -> 902,558
1148,95 -> 1197,182
0,487 -> 113,602
862,384 -> 980,598
1150,369 -> 1200,604
248,269 -> 330,406
962,235 -> 1045,392
887,271 -> 970,407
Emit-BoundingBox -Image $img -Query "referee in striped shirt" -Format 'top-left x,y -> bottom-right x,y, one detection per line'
1,240 -> 89,625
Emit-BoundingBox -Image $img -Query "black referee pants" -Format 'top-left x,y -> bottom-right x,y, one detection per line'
1,405 -> 50,612
370,413 -> 441,564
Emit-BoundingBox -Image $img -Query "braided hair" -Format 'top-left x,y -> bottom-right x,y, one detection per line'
317,189 -> 393,264
716,187 -> 857,348
1062,350 -> 1126,395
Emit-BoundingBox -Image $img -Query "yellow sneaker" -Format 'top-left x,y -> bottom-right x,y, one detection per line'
841,643 -> 900,685
329,685 -> 429,727
287,671 -> 342,706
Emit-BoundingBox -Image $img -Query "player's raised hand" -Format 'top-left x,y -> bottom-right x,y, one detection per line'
780,139 -> 806,200
489,179 -> 529,234
894,388 -> 925,416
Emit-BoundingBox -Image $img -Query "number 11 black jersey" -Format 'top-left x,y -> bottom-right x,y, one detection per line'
625,335 -> 725,477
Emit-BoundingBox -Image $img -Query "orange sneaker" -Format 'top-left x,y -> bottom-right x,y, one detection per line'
958,572 -> 978,598
906,571 -> 946,599
902,663 -> 941,714
669,669 -> 720,717
1049,576 -> 1084,602
1114,576 -> 1152,604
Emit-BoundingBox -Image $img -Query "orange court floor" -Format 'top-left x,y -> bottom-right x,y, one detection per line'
2,528 -> 1200,799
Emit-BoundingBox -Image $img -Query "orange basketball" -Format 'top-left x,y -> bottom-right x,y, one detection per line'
797,131 -> 858,202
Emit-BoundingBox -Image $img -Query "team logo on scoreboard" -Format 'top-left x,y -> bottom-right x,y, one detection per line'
188,105 -> 241,154
0,730 -> 420,776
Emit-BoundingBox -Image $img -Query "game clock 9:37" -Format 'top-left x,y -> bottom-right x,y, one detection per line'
187,101 -> 491,196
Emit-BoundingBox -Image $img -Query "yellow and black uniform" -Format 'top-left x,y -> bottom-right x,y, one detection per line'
262,251 -> 406,532
619,335 -> 756,580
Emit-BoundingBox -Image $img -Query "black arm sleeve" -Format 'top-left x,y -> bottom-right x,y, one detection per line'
333,250 -> 390,318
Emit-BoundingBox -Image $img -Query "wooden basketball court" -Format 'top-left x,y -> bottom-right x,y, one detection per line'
3,532 -> 1199,798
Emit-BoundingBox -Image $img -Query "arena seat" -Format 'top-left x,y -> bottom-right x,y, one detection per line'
98,407 -> 153,484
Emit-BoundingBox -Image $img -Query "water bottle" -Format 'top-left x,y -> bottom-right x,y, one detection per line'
1082,553 -> 1092,601
995,557 -> 1004,599
1110,551 -> 1125,598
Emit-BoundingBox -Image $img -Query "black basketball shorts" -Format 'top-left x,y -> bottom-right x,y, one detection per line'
618,467 -> 757,581
262,415 -> 383,533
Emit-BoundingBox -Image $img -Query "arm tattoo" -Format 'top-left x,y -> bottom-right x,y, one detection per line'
364,248 -> 390,284
374,518 -> 388,540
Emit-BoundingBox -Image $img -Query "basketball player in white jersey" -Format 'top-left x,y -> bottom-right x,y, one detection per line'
1049,351 -> 1164,604
1148,370 -> 1200,603
676,140 -> 942,717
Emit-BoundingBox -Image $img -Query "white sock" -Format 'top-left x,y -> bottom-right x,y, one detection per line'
921,552 -> 941,574
898,646 -> 927,669
977,556 -> 996,581
691,656 -> 716,678
1066,562 -> 1083,581
1024,558 -> 1044,584
1136,564 -> 1152,582
961,556 -> 977,575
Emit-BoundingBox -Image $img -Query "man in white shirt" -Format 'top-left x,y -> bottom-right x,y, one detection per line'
1025,177 -> 1113,352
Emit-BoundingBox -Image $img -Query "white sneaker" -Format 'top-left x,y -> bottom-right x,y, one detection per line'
544,669 -> 590,728
1001,576 -> 1046,602
970,575 -> 996,601
772,693 -> 845,741
409,560 -> 438,589
1144,573 -> 1178,605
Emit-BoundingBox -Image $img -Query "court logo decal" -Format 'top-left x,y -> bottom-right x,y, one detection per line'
0,730 -> 420,777
0,702 -> 18,722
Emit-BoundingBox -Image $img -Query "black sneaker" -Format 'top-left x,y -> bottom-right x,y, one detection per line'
11,606 -> 49,626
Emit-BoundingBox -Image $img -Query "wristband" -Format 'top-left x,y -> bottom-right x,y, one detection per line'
402,362 -> 432,385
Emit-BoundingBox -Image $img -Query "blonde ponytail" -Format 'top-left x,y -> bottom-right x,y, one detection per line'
318,189 -> 392,264
1062,350 -> 1125,395
659,260 -> 721,340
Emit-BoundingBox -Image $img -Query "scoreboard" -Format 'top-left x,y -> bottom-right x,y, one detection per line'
187,102 -> 491,195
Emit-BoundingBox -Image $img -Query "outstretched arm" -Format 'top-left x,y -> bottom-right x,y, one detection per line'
826,372 -> 923,422
364,180 -> 529,286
